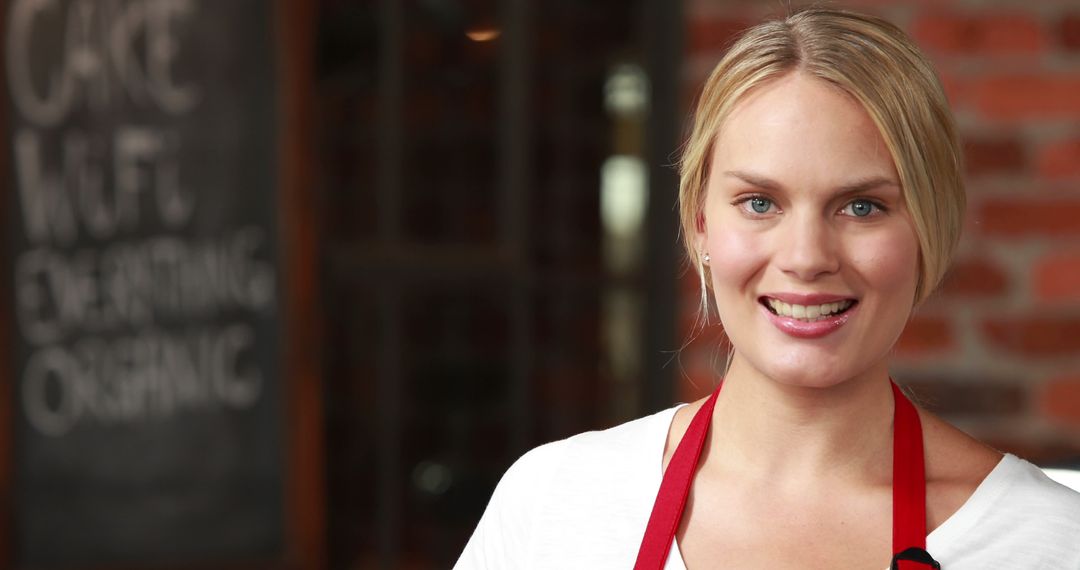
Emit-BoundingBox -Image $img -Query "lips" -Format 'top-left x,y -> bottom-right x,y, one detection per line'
757,293 -> 860,339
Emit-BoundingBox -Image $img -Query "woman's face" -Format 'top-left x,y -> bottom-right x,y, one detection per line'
699,72 -> 920,389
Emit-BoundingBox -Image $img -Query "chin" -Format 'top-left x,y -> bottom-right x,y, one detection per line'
755,356 -> 860,390
770,370 -> 848,389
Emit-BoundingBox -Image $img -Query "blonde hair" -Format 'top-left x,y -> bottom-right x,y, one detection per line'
681,8 -> 965,316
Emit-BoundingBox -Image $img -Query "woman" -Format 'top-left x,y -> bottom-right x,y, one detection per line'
457,8 -> 1080,568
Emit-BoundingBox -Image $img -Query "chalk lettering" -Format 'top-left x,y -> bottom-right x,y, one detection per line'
145,0 -> 199,113
6,0 -> 200,126
14,126 -> 190,244
116,126 -> 193,229
15,129 -> 78,245
21,325 -> 265,437
15,228 -> 276,344
7,0 -> 71,125
21,346 -> 78,436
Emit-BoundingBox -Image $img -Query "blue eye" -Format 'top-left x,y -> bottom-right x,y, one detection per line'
843,199 -> 882,217
749,197 -> 772,214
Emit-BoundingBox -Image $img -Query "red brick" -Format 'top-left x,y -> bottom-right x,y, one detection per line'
896,315 -> 954,355
982,316 -> 1080,356
980,437 -> 1080,465
902,376 -> 1025,416
687,18 -> 752,53
1060,14 -> 1080,51
963,136 -> 1026,177
969,74 -> 1080,121
939,258 -> 1009,297
1034,251 -> 1080,302
1041,376 -> 1080,427
978,199 -> 1080,237
1036,138 -> 1080,180
913,12 -> 1044,55
937,71 -> 968,107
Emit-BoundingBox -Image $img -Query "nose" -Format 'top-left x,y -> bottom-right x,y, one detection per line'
774,213 -> 841,281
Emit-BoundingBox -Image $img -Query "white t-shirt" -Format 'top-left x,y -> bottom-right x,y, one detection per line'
456,405 -> 1080,569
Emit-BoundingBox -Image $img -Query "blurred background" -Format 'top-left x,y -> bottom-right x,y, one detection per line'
2,0 -> 1079,568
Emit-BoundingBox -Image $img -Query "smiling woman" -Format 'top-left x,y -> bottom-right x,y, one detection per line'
455,7 -> 1080,570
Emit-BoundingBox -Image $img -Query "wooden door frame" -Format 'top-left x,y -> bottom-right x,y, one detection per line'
0,0 -> 13,567
277,0 -> 325,567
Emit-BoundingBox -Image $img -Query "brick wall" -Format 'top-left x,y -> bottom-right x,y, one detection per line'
679,1 -> 1080,464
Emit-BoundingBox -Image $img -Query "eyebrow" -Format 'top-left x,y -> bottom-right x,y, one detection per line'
722,170 -> 900,196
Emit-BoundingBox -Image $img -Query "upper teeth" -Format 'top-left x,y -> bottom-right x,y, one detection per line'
766,298 -> 853,319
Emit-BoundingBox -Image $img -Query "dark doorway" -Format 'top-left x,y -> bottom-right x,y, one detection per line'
314,1 -> 683,567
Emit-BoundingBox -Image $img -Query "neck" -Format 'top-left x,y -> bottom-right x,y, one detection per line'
703,356 -> 895,489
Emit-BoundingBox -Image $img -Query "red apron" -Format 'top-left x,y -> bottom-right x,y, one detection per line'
633,380 -> 940,569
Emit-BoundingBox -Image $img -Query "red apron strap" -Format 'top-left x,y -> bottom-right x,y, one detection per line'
633,387 -> 720,570
890,381 -> 939,570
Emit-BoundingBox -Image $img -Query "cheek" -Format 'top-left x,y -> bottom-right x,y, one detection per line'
848,229 -> 920,294
705,224 -> 767,287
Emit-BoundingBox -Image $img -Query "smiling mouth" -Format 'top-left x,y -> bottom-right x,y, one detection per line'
759,297 -> 859,321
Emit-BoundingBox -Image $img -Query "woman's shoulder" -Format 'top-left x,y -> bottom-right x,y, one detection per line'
990,454 -> 1080,518
929,453 -> 1080,566
920,409 -> 1080,564
492,404 -> 686,530
502,403 -> 685,486
455,405 -> 684,569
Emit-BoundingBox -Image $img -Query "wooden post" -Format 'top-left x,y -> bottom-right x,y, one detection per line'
0,0 -> 13,567
277,0 -> 325,568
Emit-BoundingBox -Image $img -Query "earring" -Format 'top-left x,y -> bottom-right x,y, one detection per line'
702,252 -> 711,265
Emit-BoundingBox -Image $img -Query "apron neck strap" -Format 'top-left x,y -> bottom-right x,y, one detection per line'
891,381 -> 939,569
633,387 -> 719,569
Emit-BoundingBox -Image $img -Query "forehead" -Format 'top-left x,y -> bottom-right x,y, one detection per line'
711,72 -> 898,188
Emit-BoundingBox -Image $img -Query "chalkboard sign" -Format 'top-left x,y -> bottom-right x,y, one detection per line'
5,0 -> 284,565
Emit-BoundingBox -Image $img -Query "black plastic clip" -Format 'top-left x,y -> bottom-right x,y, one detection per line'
890,547 -> 941,569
